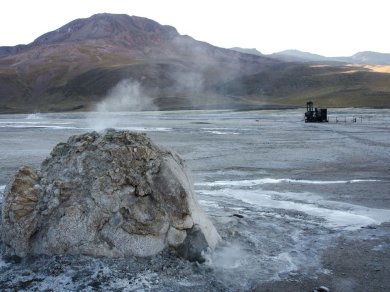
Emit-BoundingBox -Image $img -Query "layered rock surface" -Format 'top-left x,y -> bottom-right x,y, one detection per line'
1,130 -> 220,260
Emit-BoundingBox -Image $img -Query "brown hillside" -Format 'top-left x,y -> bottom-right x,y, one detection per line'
0,13 -> 389,113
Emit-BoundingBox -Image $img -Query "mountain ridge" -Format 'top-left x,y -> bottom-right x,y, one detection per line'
1,13 -> 390,113
266,49 -> 390,65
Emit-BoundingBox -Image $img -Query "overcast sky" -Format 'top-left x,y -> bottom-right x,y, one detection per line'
1,0 -> 389,57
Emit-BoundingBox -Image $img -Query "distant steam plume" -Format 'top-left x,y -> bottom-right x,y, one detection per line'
86,79 -> 157,131
171,71 -> 204,94
95,79 -> 156,112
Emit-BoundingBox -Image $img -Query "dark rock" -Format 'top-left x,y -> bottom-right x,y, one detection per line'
177,225 -> 209,263
232,213 -> 244,218
313,286 -> 330,292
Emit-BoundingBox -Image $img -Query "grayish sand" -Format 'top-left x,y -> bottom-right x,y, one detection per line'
0,109 -> 389,291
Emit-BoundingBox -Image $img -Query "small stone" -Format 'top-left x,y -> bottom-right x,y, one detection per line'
313,286 -> 330,292
232,213 -> 244,218
167,226 -> 187,247
177,225 -> 209,263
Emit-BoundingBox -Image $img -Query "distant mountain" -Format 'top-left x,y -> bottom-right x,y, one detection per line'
0,13 -> 279,112
269,50 -> 330,63
269,49 -> 390,65
348,51 -> 390,65
1,13 -> 390,113
230,47 -> 262,56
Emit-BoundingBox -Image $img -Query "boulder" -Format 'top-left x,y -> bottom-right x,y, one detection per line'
1,130 -> 221,260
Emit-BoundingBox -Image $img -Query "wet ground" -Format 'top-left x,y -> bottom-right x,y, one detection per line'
0,109 -> 389,291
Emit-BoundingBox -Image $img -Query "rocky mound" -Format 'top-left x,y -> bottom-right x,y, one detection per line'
1,130 -> 221,261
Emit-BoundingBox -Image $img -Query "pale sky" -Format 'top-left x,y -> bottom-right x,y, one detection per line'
1,0 -> 389,57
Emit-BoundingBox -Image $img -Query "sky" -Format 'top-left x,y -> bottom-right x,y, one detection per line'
1,0 -> 389,57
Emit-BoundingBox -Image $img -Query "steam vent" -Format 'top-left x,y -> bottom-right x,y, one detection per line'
1,129 -> 221,261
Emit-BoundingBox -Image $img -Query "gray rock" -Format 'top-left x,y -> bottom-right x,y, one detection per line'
177,225 -> 210,263
1,129 -> 221,259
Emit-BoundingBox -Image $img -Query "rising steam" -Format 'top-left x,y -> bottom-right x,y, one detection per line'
86,79 -> 157,131
205,242 -> 247,269
95,79 -> 156,112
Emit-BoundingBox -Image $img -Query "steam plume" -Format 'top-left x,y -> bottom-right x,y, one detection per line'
86,79 -> 156,131
95,79 -> 155,112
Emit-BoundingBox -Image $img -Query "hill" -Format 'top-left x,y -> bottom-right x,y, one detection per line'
348,51 -> 390,65
230,47 -> 263,56
0,13 -> 282,112
216,62 -> 390,108
269,49 -> 390,65
269,50 -> 331,63
0,13 -> 390,113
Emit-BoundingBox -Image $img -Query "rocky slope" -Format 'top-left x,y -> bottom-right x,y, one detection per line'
269,49 -> 390,65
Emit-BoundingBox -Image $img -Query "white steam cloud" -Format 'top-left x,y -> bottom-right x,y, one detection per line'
95,79 -> 155,112
205,242 -> 248,269
171,71 -> 204,94
86,79 -> 157,131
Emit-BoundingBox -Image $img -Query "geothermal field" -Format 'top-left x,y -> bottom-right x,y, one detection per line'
0,108 -> 389,291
